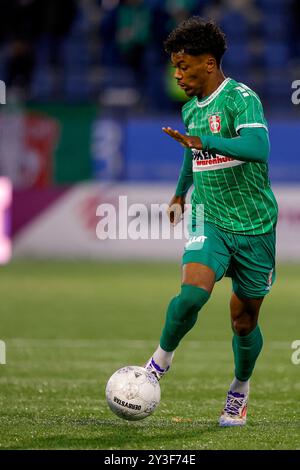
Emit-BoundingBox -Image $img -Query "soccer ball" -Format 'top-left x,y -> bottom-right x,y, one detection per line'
105,366 -> 161,421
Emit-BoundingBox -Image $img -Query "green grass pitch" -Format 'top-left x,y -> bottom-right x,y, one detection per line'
0,261 -> 299,450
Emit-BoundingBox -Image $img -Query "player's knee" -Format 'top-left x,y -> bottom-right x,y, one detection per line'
177,293 -> 202,314
177,284 -> 210,317
232,316 -> 257,336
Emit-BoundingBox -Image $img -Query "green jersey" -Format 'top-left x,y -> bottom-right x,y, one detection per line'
182,77 -> 278,235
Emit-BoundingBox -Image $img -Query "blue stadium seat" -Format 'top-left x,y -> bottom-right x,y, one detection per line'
227,68 -> 252,86
61,4 -> 91,69
263,14 -> 287,39
220,11 -> 249,41
30,66 -> 53,100
101,66 -> 137,89
265,70 -> 291,99
223,44 -> 252,69
264,42 -> 289,68
256,0 -> 292,10
64,71 -> 90,101
34,37 -> 51,67
62,36 -> 90,68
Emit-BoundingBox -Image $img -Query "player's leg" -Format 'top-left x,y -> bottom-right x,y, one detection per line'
231,293 -> 264,387
220,230 -> 276,426
160,262 -> 215,351
145,222 -> 231,380
145,262 -> 215,379
219,294 -> 264,427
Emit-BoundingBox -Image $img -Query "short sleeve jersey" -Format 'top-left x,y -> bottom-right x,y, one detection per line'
182,78 -> 278,234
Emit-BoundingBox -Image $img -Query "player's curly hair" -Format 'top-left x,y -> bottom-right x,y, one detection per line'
164,17 -> 227,66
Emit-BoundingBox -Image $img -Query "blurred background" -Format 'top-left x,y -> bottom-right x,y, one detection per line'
0,1 -> 300,450
0,0 -> 299,261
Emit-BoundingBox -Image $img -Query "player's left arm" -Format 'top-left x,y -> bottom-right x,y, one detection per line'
163,89 -> 270,164
163,126 -> 269,163
201,127 -> 270,163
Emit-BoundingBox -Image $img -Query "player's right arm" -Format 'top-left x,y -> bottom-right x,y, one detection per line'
168,147 -> 193,225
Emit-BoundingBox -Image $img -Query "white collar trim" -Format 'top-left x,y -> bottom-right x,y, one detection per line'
196,77 -> 231,108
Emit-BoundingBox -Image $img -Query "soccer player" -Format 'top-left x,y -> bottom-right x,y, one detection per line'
145,17 -> 278,426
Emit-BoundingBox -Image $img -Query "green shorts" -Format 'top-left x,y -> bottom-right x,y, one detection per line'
182,221 -> 276,299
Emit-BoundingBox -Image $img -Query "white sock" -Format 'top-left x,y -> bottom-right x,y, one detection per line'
152,345 -> 174,370
230,377 -> 250,395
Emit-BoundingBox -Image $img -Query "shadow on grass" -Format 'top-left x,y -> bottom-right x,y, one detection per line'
4,417 -> 223,450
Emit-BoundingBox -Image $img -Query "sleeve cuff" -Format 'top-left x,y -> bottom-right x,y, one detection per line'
235,123 -> 268,133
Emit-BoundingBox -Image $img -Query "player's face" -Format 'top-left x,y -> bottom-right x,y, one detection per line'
171,52 -> 212,98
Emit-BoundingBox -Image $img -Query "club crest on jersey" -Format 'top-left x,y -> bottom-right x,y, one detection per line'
209,115 -> 221,133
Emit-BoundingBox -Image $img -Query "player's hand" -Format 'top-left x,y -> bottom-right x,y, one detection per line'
167,195 -> 186,226
162,127 -> 203,150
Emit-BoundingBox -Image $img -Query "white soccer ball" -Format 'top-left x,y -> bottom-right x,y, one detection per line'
105,366 -> 161,421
